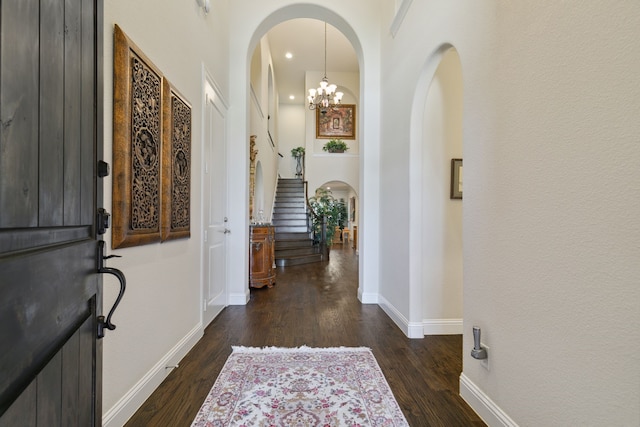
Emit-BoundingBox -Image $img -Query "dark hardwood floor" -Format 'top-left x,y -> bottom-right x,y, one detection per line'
124,243 -> 485,426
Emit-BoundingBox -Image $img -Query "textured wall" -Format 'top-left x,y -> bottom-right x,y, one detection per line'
421,48 -> 464,325
461,2 -> 640,425
102,0 -> 229,422
381,0 -> 640,424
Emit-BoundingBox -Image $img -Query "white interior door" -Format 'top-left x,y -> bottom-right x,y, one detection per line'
202,80 -> 228,327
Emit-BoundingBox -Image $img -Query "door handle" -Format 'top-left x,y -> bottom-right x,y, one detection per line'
224,228 -> 231,234
96,240 -> 126,339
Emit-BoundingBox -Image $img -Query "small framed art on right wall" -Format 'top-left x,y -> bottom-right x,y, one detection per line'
450,158 -> 463,199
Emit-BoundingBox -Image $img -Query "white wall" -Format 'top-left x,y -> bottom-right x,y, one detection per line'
462,3 -> 640,425
379,0 -> 486,337
101,1 -> 229,425
249,38 -> 280,221
277,104 -> 306,178
303,70 -> 360,197
382,1 -> 640,425
421,48 -> 463,334
306,71 -> 360,155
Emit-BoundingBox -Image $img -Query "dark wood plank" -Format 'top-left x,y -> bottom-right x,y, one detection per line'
39,0 -> 65,227
0,241 -> 95,415
0,382 -> 36,427
62,329 -> 80,426
0,226 -> 91,255
78,304 -> 97,426
81,0 -> 98,226
126,245 -> 486,427
0,0 -> 40,227
63,0 -> 83,225
37,352 -> 62,426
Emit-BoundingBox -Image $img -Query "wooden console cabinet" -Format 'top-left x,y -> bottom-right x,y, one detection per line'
249,225 -> 276,288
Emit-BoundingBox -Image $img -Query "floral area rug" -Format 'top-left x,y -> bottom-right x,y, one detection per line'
190,346 -> 409,426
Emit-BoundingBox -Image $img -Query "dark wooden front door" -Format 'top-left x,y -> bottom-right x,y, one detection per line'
0,0 -> 104,425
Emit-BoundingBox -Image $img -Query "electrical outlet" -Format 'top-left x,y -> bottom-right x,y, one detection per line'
480,343 -> 490,370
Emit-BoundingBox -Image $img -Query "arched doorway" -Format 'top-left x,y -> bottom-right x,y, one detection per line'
225,4 -> 381,305
409,45 -> 464,337
315,180 -> 359,250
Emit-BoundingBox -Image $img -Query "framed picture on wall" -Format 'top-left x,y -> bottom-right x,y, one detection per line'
316,104 -> 356,139
450,158 -> 463,199
350,196 -> 356,221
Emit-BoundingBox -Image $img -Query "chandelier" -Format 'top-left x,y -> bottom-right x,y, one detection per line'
307,22 -> 343,113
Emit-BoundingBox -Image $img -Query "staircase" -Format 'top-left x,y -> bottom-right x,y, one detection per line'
272,178 -> 323,266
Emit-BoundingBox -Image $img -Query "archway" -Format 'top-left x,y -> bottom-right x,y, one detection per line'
408,45 -> 464,337
315,180 -> 359,250
225,4 -> 380,305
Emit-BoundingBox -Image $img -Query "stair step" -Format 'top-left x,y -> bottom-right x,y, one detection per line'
273,213 -> 307,220
275,239 -> 314,249
275,226 -> 308,233
272,219 -> 307,226
273,214 -> 306,220
276,186 -> 303,192
275,253 -> 324,267
274,202 -> 306,209
275,196 -> 305,202
275,247 -> 319,257
273,206 -> 306,212
276,232 -> 312,240
272,178 -> 323,266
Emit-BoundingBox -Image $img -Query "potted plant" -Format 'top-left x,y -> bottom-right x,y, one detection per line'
290,146 -> 305,157
322,139 -> 348,153
308,188 -> 346,246
291,147 -> 305,178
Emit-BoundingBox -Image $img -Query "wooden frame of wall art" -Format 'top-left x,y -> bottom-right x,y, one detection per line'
161,80 -> 192,241
316,104 -> 356,139
450,158 -> 463,199
112,25 -> 164,248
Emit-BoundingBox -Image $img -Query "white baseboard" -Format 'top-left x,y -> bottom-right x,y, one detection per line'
228,291 -> 249,305
358,289 -> 378,304
103,323 -> 203,427
460,373 -> 519,427
378,295 -> 423,338
423,318 -> 463,335
406,322 -> 424,338
361,295 -> 461,339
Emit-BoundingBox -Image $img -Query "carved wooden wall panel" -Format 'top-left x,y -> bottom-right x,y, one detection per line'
161,80 -> 191,241
112,25 -> 163,248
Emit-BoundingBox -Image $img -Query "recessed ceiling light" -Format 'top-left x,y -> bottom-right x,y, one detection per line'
289,95 -> 295,100
285,52 -> 293,59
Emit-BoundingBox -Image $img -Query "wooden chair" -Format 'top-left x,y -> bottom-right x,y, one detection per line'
342,228 -> 350,243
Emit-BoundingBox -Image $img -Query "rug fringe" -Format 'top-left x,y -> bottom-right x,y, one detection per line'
231,345 -> 372,354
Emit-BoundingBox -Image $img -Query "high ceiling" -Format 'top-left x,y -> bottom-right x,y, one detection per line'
265,19 -> 359,106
